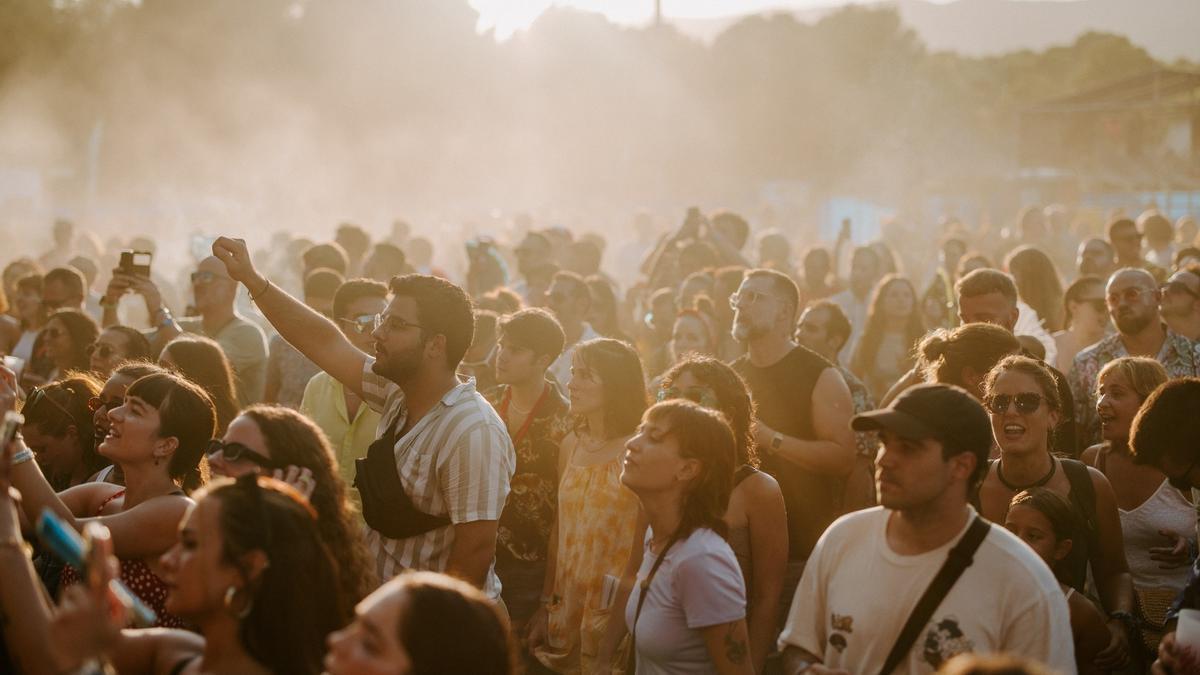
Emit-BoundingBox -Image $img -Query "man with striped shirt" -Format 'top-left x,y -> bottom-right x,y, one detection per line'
211,236 -> 515,599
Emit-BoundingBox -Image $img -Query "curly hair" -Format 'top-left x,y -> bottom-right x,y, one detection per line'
660,356 -> 757,467
238,405 -> 378,606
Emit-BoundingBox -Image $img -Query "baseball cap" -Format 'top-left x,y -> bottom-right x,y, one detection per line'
852,383 -> 992,454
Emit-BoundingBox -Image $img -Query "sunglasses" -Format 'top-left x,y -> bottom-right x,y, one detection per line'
87,396 -> 123,414
984,392 -> 1045,415
24,387 -> 86,427
657,385 -> 719,409
207,439 -> 276,469
85,343 -> 118,359
338,314 -> 376,335
1162,281 -> 1200,300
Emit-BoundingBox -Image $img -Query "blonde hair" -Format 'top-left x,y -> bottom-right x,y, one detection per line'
1097,356 -> 1168,401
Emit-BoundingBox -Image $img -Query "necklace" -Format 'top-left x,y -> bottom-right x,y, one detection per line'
997,455 -> 1057,491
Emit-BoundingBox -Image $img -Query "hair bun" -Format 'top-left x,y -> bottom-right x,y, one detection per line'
921,333 -> 949,360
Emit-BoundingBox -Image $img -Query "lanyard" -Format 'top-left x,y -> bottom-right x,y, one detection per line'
498,383 -> 549,447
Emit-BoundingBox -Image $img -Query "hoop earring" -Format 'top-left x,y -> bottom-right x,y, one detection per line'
224,585 -> 253,619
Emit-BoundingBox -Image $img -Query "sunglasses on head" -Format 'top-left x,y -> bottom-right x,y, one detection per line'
657,385 -> 719,409
338,314 -> 376,335
984,392 -> 1045,415
207,439 -> 276,469
24,386 -> 86,427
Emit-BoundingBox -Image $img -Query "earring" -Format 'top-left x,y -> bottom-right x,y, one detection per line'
224,585 -> 253,619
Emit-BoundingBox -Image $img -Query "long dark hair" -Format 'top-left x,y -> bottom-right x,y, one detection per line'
239,405 -> 378,605
126,372 -> 216,493
643,400 -> 737,541
574,338 -> 648,439
394,571 -> 516,675
204,474 -> 346,675
161,335 -> 239,435
850,274 -> 924,378
660,356 -> 757,467
20,373 -> 106,487
46,309 -> 99,372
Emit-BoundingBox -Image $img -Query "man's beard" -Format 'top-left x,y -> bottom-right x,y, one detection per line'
1114,311 -> 1154,336
372,342 -> 425,385
732,318 -> 769,343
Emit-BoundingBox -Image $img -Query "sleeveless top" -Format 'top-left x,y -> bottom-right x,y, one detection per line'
1115,478 -> 1195,592
535,456 -> 639,675
58,490 -> 187,629
734,346 -> 838,560
726,464 -> 758,596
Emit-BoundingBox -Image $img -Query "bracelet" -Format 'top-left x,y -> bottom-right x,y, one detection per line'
250,279 -> 272,302
11,449 -> 33,465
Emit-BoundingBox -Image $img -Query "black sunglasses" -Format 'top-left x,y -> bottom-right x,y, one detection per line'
984,393 -> 1045,415
87,396 -> 123,414
86,343 -> 118,359
24,386 -> 86,428
207,439 -> 276,468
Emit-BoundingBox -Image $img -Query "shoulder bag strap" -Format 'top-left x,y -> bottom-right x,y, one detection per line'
878,517 -> 992,675
627,531 -> 681,674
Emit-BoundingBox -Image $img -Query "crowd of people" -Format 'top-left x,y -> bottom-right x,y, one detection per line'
0,205 -> 1198,674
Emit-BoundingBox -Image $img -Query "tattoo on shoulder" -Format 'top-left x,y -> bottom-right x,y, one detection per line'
724,623 -> 748,665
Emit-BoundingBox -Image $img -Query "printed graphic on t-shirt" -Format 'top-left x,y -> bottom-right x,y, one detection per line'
921,616 -> 974,669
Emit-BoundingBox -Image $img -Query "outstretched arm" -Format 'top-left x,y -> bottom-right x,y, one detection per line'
212,237 -> 369,397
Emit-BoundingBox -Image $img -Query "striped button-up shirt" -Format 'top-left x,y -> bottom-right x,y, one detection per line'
360,358 -> 516,599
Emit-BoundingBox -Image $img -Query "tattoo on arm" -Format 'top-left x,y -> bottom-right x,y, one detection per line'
724,623 -> 748,665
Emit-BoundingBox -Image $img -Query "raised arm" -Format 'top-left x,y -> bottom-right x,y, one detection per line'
212,237 -> 368,397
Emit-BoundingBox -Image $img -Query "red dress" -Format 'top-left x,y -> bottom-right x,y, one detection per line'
57,490 -> 187,629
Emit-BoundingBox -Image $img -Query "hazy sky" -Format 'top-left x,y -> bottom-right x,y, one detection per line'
468,0 -> 890,39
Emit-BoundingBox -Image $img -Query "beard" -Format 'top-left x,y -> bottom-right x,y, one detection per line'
372,341 -> 425,385
1114,310 -> 1154,335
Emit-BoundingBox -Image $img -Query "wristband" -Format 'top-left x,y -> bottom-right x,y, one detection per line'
11,448 -> 33,465
250,279 -> 272,302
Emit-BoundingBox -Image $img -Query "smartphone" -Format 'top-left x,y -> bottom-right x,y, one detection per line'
0,411 -> 22,449
36,510 -> 158,627
117,250 -> 152,278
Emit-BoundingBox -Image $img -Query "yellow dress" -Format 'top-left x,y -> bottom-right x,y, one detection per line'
535,456 -> 639,674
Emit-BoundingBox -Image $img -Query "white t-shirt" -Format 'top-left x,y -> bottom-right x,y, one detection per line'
625,527 -> 746,675
779,507 -> 1076,674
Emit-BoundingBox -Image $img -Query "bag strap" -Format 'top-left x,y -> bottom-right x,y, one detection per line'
627,530 -> 682,674
878,516 -> 991,675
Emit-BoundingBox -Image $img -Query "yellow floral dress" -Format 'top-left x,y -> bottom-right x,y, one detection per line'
535,456 -> 639,674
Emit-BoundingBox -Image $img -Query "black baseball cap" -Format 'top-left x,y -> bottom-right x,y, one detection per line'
852,383 -> 992,455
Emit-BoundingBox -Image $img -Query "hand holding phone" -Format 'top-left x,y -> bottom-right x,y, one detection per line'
36,510 -> 157,627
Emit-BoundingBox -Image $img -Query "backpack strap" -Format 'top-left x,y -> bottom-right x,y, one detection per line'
879,516 -> 992,675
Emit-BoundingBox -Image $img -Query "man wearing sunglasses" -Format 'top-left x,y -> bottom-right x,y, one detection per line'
147,256 -> 269,406
1069,267 -> 1200,447
1160,267 -> 1200,342
1129,378 -> 1200,675
300,279 -> 387,502
212,236 -> 514,602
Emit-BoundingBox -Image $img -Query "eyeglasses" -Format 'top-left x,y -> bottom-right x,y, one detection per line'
87,396 -> 123,414
372,314 -> 427,334
338,314 -> 376,335
190,271 -> 230,285
1106,287 -> 1154,306
729,290 -> 781,310
85,343 -> 118,359
984,392 -> 1045,415
657,385 -> 719,409
207,439 -> 277,468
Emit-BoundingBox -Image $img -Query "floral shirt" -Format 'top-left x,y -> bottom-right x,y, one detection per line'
836,365 -> 877,457
486,382 -> 571,565
1068,327 -> 1200,446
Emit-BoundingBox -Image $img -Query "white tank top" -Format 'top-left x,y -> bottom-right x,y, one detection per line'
1120,479 -> 1196,592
